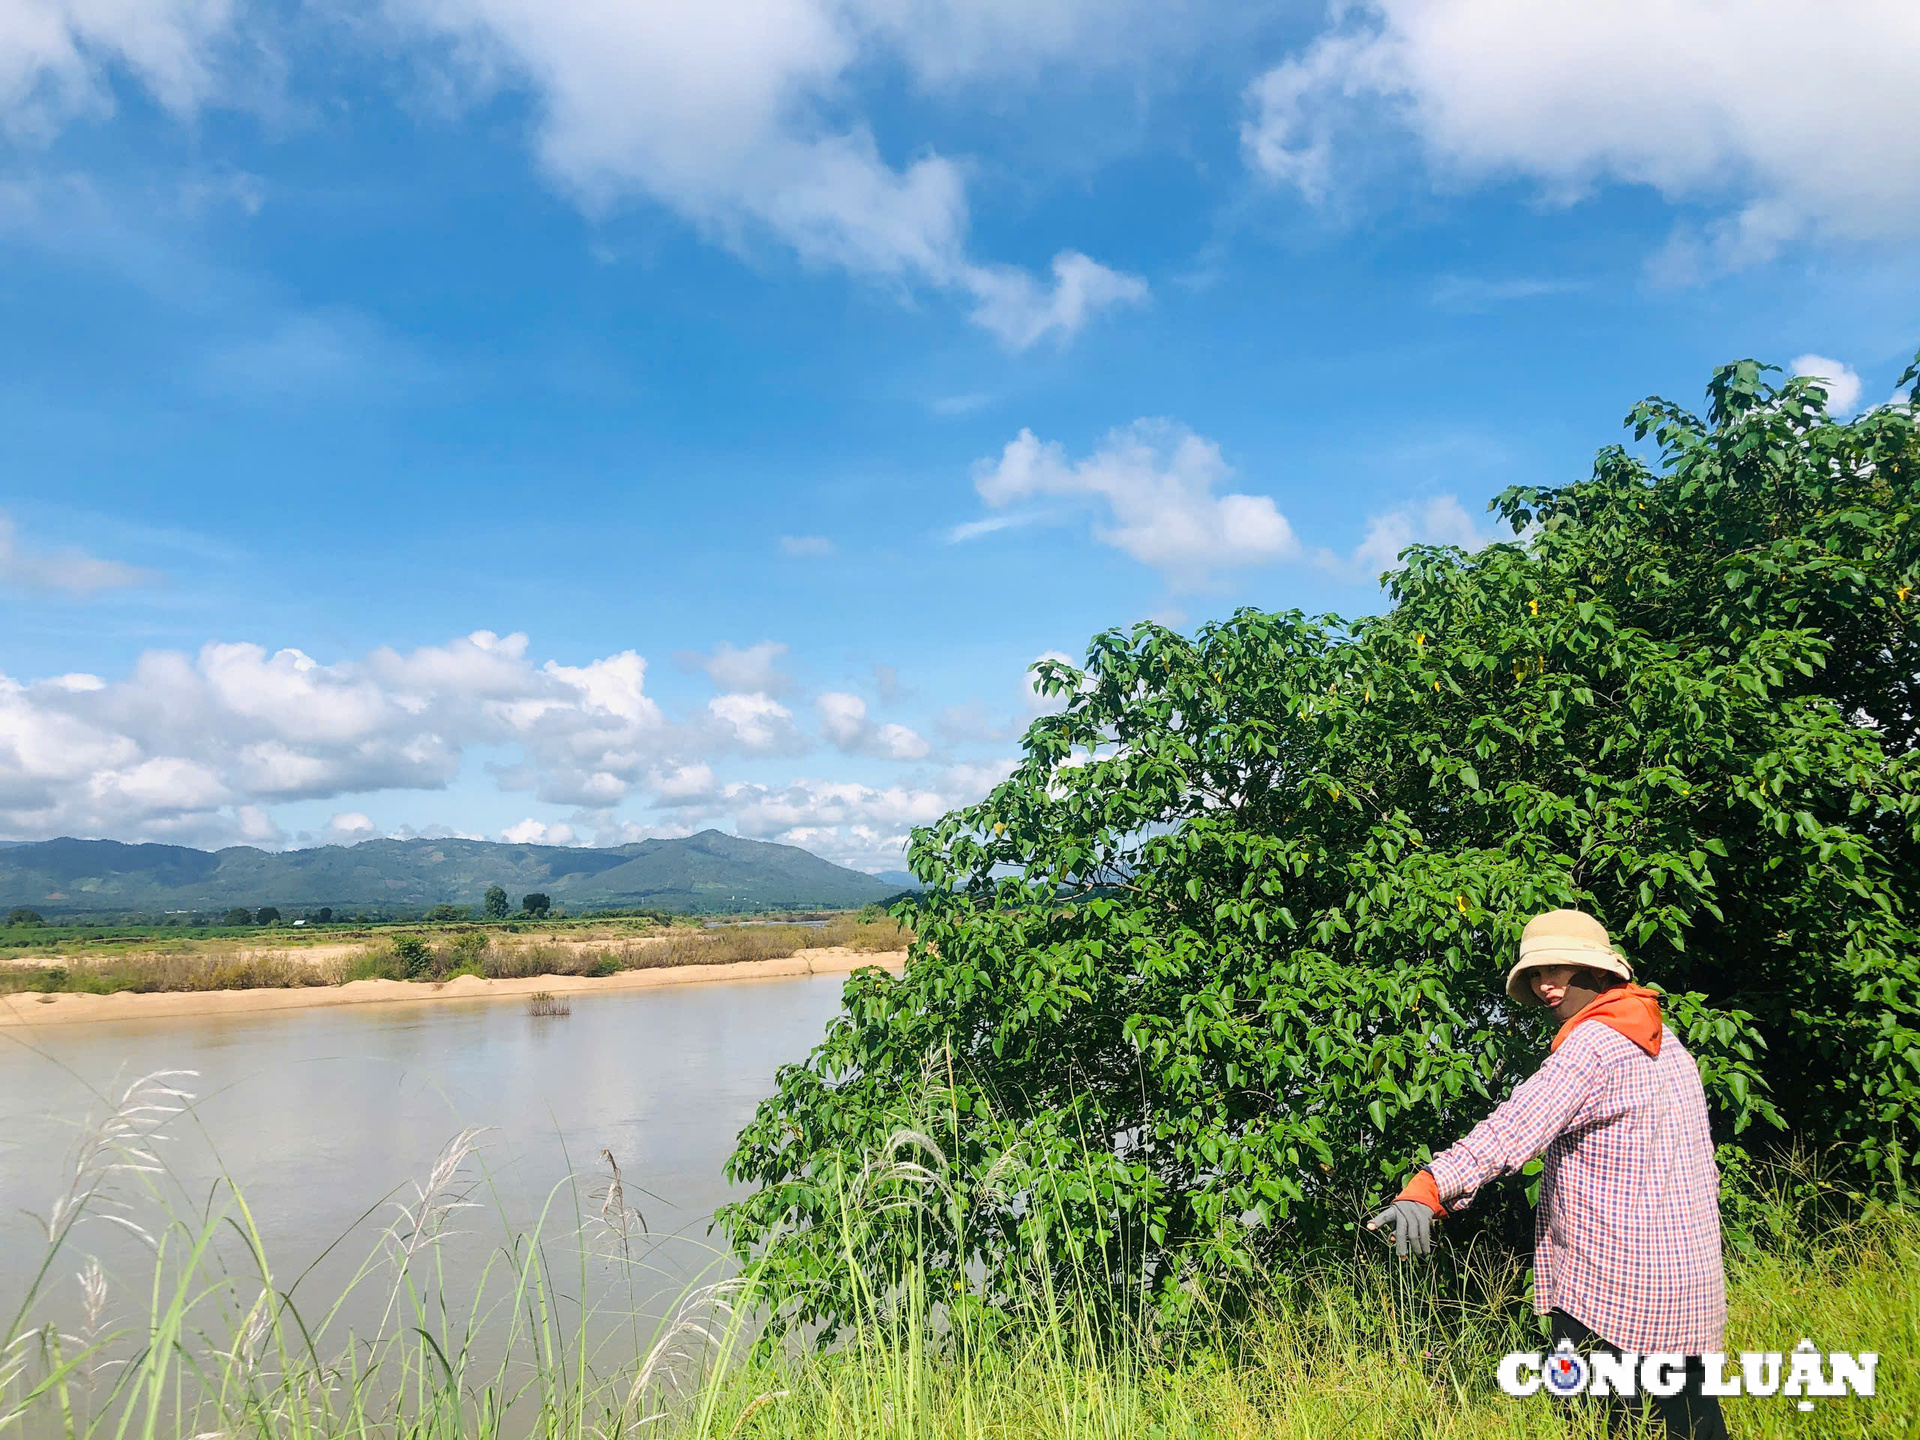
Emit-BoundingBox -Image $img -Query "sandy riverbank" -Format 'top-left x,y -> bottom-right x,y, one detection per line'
0,946 -> 905,1028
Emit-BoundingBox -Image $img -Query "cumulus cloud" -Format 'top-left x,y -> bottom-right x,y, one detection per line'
0,619 -> 1026,871
1333,493 -> 1497,579
500,817 -> 579,846
706,692 -> 807,752
323,811 -> 377,843
0,630 -> 677,847
1789,354 -> 1864,416
713,751 -> 1020,870
681,640 -> 792,694
0,514 -> 154,595
816,692 -> 931,759
969,421 -> 1299,586
1244,0 -> 1920,265
728,776 -> 942,836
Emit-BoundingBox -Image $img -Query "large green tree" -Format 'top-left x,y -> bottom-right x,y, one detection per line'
722,357 -> 1920,1329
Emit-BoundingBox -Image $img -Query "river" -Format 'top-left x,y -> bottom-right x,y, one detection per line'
0,973 -> 850,1368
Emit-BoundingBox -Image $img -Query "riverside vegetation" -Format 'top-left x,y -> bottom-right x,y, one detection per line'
0,912 -> 909,998
0,1071 -> 1912,1439
724,353 -> 1920,1333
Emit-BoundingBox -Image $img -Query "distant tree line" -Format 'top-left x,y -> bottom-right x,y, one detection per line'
0,888 -> 580,929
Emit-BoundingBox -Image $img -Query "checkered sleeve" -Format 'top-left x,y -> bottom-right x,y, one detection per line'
1425,1039 -> 1602,1211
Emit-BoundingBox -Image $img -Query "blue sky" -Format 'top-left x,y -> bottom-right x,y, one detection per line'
3,0 -> 1916,871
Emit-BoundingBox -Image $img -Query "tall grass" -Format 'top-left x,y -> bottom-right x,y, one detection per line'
2,1070 -> 1913,1439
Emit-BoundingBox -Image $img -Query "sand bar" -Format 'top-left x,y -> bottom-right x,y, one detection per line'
0,946 -> 905,1028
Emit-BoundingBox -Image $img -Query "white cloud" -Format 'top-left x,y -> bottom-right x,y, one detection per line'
500,817 -> 579,846
0,0 -> 237,140
874,723 -> 931,761
324,811 -> 377,843
963,251 -> 1149,350
0,630 -> 679,846
706,691 -> 804,752
381,0 -> 1148,345
0,513 -> 154,595
717,752 -> 1019,870
729,775 -> 951,842
651,761 -> 717,802
816,691 -> 931,760
970,421 -> 1299,586
946,511 -> 1044,544
817,691 -> 868,749
1329,493 -> 1496,579
1789,354 -> 1864,416
6,0 -> 1160,347
1244,0 -> 1920,264
779,534 -> 834,556
683,640 -> 792,694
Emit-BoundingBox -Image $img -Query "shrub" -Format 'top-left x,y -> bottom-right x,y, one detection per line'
391,936 -> 434,979
446,930 -> 490,970
722,353 -> 1920,1333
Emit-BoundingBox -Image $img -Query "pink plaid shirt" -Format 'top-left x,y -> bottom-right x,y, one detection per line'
1425,1021 -> 1726,1354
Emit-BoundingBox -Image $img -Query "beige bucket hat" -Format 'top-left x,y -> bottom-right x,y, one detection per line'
1504,909 -> 1634,1006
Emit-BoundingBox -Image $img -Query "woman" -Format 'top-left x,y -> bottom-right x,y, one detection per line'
1366,909 -> 1729,1440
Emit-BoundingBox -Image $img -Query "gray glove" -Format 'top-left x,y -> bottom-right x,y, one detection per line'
1367,1199 -> 1435,1258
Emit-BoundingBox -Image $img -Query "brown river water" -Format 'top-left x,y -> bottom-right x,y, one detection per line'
0,973 -> 852,1373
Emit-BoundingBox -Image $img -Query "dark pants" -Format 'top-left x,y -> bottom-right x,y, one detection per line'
1548,1310 -> 1729,1440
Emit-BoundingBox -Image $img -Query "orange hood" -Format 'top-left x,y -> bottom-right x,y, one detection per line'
1551,983 -> 1664,1057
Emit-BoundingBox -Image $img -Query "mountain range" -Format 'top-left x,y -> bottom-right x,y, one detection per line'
0,831 -> 907,918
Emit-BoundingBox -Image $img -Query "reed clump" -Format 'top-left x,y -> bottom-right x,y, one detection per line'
645,916 -> 909,969
525,990 -> 571,1016
0,947 -> 345,995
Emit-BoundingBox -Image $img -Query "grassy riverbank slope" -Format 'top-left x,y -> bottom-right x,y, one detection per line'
2,1113 -> 1910,1439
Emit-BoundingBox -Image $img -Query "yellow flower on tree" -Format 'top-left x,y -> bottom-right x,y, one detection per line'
1528,598 -> 1539,616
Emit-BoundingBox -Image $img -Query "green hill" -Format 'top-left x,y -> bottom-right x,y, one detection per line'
0,831 -> 903,918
